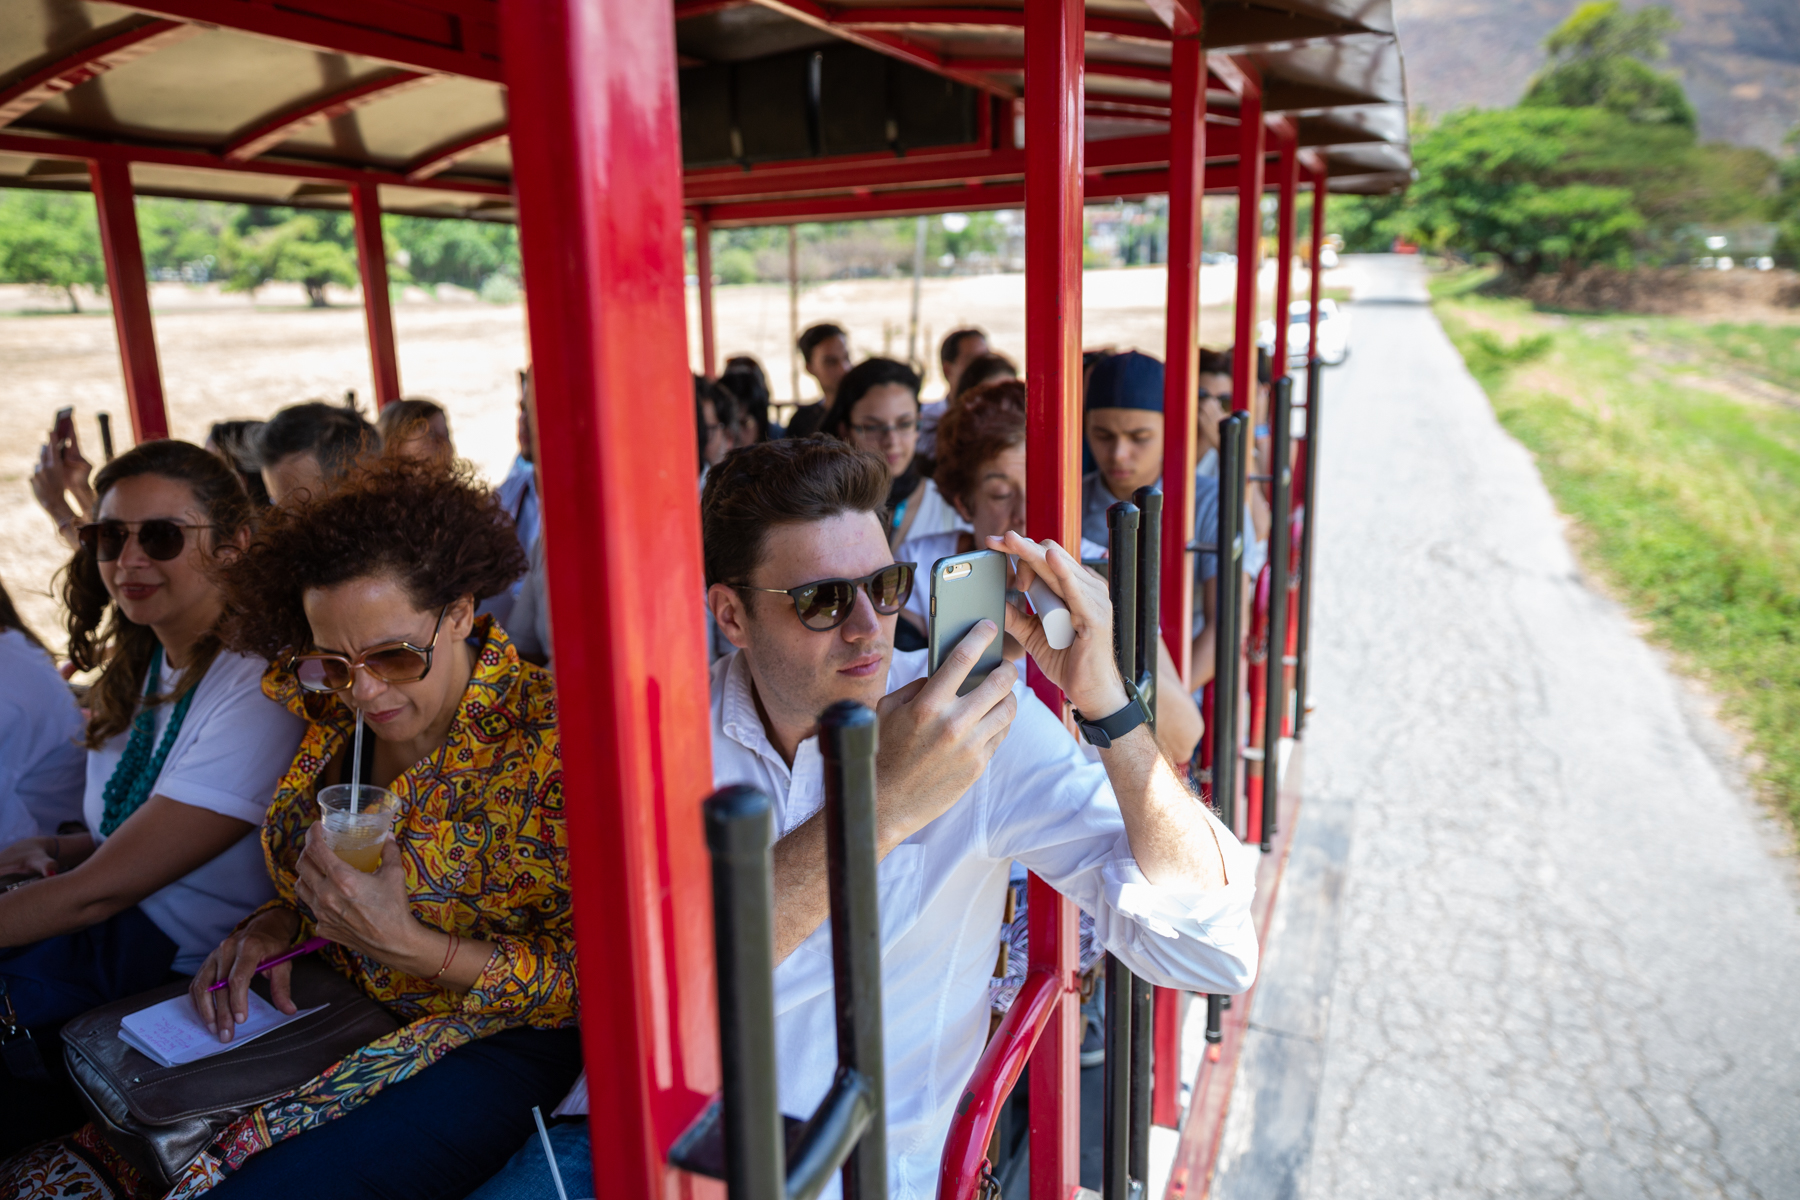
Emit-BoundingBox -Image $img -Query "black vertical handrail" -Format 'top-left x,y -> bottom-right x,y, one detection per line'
1211,413 -> 1250,833
1127,486 -> 1160,1185
819,701 -> 888,1200
1102,500 -> 1140,1200
704,786 -> 786,1200
1258,377 -> 1293,852
1293,358 -> 1322,738
681,704 -> 888,1200
1131,485 -> 1162,717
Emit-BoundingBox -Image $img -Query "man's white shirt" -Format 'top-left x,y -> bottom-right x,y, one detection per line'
711,647 -> 1259,1200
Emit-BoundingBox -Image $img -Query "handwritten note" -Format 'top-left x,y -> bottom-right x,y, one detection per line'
118,992 -> 328,1068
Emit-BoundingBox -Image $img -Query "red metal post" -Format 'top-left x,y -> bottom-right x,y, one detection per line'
88,159 -> 167,444
1023,0 -> 1083,1196
501,5 -> 719,1200
1269,130 -> 1296,389
1152,26 -> 1205,1136
694,213 -> 717,379
351,181 -> 402,407
1159,31 -> 1204,687
1229,76 -> 1263,417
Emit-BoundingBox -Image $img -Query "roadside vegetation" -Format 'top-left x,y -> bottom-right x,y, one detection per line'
1431,266 -> 1800,828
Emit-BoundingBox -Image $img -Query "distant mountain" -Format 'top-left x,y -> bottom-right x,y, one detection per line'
1391,0 -> 1800,153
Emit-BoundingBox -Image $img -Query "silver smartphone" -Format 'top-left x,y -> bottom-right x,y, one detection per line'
927,549 -> 1007,697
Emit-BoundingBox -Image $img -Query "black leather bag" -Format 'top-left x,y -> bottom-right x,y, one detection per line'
60,956 -> 399,1191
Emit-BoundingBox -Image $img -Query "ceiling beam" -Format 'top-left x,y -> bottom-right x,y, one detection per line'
405,124 -> 509,182
949,56 -> 1172,85
0,20 -> 200,130
747,0 -> 1012,96
223,70 -> 441,162
0,128 -> 508,198
832,7 -> 1172,43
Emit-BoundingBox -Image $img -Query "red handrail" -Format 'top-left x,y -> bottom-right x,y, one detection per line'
936,966 -> 1065,1200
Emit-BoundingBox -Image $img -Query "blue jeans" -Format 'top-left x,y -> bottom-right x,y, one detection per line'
465,1118 -> 593,1200
208,1026 -> 583,1200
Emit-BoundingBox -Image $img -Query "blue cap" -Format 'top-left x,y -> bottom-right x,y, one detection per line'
1084,350 -> 1164,413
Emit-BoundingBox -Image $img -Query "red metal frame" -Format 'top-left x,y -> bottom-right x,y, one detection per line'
1023,4 -> 1084,1200
750,0 -> 1013,96
0,130 -> 511,199
1268,130 -> 1297,387
1153,23 -> 1206,1135
501,5 -> 720,1199
405,125 -> 509,183
89,160 -> 168,444
693,213 -> 717,378
125,0 -> 502,83
224,70 -> 439,162
838,6 -> 1172,42
1308,165 -> 1325,362
1228,70 -> 1262,418
350,181 -> 402,407
0,20 -> 198,129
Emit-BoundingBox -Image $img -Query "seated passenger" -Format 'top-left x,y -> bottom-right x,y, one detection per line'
485,370 -> 541,633
183,458 -> 577,1199
204,419 -> 273,506
376,397 -> 455,467
916,326 -> 989,457
917,380 -> 1203,764
1081,351 -> 1266,689
697,375 -> 736,477
785,322 -> 851,439
0,577 -> 85,854
255,400 -> 379,505
0,442 -> 304,1155
474,438 -> 1256,1200
1196,346 -> 1273,546
822,358 -> 966,553
719,355 -> 776,445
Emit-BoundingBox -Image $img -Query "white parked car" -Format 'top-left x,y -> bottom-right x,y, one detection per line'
1258,298 -> 1349,368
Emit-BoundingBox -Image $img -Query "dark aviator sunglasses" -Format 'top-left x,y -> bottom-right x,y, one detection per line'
738,563 -> 916,632
78,519 -> 213,563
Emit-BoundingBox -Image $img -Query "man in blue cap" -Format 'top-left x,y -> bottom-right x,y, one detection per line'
1081,349 -> 1267,689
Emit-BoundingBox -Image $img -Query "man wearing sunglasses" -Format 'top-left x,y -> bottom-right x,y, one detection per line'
700,438 -> 1258,1197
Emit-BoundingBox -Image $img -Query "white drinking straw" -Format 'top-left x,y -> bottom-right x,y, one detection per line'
349,708 -> 364,814
533,1105 -> 570,1200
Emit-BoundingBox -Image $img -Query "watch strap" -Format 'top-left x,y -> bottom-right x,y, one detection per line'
1073,679 -> 1150,749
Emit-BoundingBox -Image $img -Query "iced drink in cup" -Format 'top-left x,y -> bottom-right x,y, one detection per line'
317,784 -> 401,872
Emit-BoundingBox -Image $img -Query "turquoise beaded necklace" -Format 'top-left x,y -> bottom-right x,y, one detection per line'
99,644 -> 196,837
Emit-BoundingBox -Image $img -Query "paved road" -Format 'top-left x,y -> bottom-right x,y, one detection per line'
1214,256 -> 1800,1200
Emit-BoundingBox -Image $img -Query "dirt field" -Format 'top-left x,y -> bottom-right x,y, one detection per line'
0,263 -> 1293,648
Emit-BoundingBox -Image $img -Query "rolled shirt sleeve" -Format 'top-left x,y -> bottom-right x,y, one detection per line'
982,684 -> 1260,994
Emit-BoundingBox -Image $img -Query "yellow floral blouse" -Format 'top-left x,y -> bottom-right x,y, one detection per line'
254,617 -> 576,1029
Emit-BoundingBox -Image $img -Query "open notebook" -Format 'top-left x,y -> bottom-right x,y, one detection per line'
118,992 -> 329,1069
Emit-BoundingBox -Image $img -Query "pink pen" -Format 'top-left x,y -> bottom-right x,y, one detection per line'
205,936 -> 329,991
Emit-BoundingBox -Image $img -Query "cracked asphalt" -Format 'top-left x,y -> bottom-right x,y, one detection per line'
1237,257 -> 1800,1200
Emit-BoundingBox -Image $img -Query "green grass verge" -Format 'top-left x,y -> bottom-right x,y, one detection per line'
1430,272 -> 1800,828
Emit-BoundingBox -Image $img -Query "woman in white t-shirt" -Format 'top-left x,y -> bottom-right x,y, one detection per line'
0,441 -> 302,1154
0,581 -> 85,849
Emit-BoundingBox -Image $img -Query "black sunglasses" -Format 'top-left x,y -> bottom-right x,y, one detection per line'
78,519 -> 213,563
738,563 -> 916,632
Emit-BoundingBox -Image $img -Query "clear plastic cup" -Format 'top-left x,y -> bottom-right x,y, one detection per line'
317,784 -> 401,873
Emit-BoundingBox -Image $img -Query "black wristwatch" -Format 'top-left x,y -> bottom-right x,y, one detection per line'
1072,679 -> 1150,749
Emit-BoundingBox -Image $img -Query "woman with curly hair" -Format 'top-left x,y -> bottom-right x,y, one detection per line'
0,441 -> 304,1155
178,458 -> 577,1200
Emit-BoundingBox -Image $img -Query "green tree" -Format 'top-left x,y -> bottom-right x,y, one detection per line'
0,189 -> 105,311
385,215 -> 519,292
1775,126 -> 1800,266
218,212 -> 358,306
1522,1 -> 1696,130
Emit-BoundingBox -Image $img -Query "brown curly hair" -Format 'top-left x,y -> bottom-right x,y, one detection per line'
216,458 -> 527,662
63,440 -> 254,747
933,379 -> 1027,507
